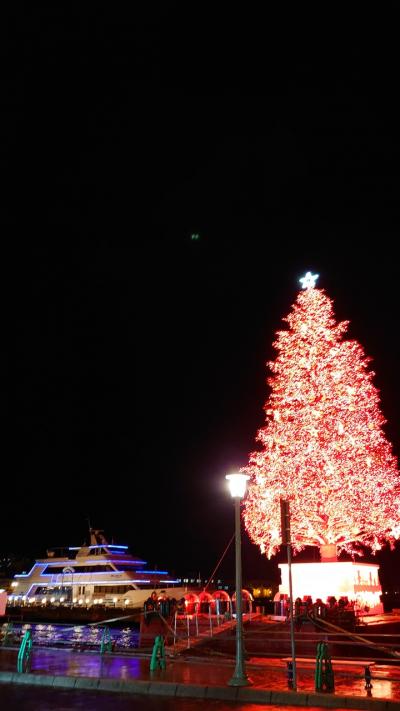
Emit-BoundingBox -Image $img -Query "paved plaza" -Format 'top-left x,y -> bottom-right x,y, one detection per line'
1,645 -> 400,709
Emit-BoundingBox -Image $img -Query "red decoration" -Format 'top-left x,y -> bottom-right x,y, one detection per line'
242,284 -> 400,559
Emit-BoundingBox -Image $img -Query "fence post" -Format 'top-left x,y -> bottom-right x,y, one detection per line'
364,665 -> 373,692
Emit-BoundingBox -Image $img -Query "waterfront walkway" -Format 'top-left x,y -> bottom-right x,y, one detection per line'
1,645 -> 400,709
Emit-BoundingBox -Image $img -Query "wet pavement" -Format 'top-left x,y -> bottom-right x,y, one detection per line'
1,645 -> 400,705
0,684 -> 351,711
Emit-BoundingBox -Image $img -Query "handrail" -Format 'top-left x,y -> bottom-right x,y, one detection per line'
306,614 -> 400,659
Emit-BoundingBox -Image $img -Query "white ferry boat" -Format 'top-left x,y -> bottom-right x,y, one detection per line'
9,529 -> 188,609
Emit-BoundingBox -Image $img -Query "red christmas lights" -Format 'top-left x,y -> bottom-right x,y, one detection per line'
242,282 -> 400,559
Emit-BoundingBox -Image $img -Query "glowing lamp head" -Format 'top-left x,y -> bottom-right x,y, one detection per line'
226,473 -> 250,499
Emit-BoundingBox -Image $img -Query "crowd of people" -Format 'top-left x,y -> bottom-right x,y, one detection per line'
143,591 -> 234,625
143,591 -> 186,625
277,595 -> 359,630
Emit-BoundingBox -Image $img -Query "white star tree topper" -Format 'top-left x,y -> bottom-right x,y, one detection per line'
299,271 -> 319,289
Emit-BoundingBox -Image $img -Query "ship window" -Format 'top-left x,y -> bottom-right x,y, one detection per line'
41,565 -> 115,575
94,585 -> 134,594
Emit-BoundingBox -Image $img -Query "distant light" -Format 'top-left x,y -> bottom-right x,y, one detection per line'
73,598 -> 77,603
42,598 -> 47,604
299,271 -> 319,289
226,473 -> 250,499
11,581 -> 18,588
113,597 -> 117,603
68,545 -> 129,550
50,597 -> 55,603
0,589 -> 4,593
86,598 -> 90,604
78,599 -> 83,605
98,598 -> 103,604
60,597 -> 65,603
191,233 -> 200,241
125,599 -> 129,605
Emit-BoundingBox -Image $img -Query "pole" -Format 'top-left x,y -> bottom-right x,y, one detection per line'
287,539 -> 297,690
280,498 -> 297,690
228,497 -> 251,686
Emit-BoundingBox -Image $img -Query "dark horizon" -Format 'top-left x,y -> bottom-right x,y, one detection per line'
10,243 -> 400,590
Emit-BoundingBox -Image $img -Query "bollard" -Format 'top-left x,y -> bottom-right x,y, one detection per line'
286,660 -> 294,688
364,665 -> 373,691
150,634 -> 166,671
315,641 -> 322,691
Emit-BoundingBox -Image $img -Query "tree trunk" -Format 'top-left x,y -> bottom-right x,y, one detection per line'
320,544 -> 337,562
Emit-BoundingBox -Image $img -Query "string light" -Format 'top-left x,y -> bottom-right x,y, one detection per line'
243,283 -> 400,559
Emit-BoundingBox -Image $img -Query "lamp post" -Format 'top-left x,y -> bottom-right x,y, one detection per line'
226,473 -> 252,687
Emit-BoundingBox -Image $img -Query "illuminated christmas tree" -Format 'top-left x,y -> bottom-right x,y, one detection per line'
243,272 -> 400,561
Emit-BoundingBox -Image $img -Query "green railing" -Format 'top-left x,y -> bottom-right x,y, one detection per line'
150,634 -> 166,671
17,630 -> 33,673
315,640 -> 334,692
100,626 -> 113,654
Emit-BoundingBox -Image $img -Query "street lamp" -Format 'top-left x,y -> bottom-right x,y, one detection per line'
226,473 -> 252,687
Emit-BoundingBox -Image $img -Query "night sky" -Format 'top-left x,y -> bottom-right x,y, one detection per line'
6,6 -> 400,589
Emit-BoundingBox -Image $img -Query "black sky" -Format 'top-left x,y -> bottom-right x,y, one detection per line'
6,5 -> 400,587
